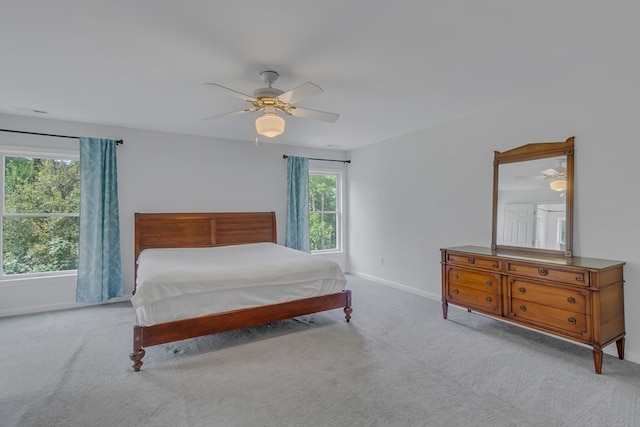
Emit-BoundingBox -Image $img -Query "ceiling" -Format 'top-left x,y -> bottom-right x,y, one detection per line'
0,1 -> 637,151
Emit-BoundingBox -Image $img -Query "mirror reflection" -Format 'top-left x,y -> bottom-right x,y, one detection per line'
496,156 -> 567,251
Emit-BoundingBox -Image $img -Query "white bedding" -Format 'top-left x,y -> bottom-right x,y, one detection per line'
131,242 -> 347,326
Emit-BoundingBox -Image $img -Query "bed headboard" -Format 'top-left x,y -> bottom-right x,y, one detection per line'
135,211 -> 277,260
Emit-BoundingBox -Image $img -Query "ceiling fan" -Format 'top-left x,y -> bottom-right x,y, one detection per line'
515,165 -> 567,192
515,168 -> 567,181
202,71 -> 340,138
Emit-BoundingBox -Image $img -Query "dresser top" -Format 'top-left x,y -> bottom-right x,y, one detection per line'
441,245 -> 625,269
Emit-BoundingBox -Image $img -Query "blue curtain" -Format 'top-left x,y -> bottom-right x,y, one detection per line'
285,156 -> 310,252
76,138 -> 123,302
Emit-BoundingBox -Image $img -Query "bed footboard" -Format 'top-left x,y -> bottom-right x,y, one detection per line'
130,290 -> 352,371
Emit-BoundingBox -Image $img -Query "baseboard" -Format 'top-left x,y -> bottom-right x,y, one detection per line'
0,296 -> 131,318
347,271 -> 440,301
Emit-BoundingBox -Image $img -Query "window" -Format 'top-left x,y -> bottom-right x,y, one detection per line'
1,154 -> 80,277
309,170 -> 342,252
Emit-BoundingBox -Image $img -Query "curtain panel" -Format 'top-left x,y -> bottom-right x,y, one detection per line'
76,137 -> 123,302
285,156 -> 310,252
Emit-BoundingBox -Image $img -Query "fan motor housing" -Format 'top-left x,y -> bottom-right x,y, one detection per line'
253,87 -> 284,99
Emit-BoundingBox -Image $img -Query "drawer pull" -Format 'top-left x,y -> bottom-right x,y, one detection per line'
485,296 -> 492,303
519,305 -> 527,312
468,257 -> 475,264
568,317 -> 577,324
485,280 -> 492,287
567,296 -> 576,304
453,289 -> 459,294
538,267 -> 549,276
453,274 -> 459,280
518,287 -> 526,294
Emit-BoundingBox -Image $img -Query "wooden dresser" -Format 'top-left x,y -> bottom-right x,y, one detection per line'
441,245 -> 625,374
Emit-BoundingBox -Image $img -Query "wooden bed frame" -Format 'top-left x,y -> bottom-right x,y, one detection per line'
130,212 -> 352,371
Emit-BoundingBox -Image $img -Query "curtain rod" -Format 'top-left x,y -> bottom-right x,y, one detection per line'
0,128 -> 124,145
282,155 -> 350,164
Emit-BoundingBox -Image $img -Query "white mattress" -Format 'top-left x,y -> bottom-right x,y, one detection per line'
131,242 -> 347,326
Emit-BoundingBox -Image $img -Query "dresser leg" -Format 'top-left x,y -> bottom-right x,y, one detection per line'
616,337 -> 625,360
592,347 -> 603,374
442,300 -> 448,319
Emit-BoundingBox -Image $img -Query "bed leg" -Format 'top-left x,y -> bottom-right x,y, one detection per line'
130,326 -> 145,372
344,289 -> 352,322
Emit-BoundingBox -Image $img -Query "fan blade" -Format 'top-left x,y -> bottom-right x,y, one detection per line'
277,82 -> 323,104
541,168 -> 560,176
515,175 -> 546,181
203,83 -> 257,102
202,108 -> 257,121
289,106 -> 339,123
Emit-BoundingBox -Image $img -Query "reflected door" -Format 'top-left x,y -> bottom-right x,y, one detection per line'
499,203 -> 534,247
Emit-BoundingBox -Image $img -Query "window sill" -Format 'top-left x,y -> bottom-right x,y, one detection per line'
312,250 -> 346,255
0,272 -> 77,287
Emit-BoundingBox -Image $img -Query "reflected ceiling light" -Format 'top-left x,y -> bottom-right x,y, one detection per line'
255,106 -> 285,138
549,180 -> 566,191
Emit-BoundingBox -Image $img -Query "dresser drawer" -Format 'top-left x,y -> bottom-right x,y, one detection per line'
509,278 -> 589,315
445,252 -> 501,271
447,266 -> 500,293
505,261 -> 589,287
509,298 -> 590,340
446,283 -> 501,315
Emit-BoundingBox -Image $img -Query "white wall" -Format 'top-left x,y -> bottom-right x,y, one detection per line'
0,113 -> 348,316
348,64 -> 640,364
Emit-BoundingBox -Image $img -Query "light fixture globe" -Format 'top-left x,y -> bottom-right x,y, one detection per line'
255,108 -> 285,138
549,179 -> 567,191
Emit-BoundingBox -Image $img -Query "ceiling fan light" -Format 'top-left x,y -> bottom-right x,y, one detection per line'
550,179 -> 566,191
255,112 -> 285,138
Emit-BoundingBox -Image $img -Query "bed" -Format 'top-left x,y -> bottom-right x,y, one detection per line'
129,212 -> 352,371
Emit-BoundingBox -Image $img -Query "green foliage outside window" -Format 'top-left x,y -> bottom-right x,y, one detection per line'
3,156 -> 80,275
309,174 -> 338,251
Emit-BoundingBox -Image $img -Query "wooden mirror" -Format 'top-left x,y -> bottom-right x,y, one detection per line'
491,137 -> 574,258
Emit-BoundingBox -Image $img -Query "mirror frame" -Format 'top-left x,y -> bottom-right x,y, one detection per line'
491,137 -> 574,258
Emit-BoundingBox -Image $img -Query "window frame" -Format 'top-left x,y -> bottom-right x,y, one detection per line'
0,148 -> 80,280
308,167 -> 344,254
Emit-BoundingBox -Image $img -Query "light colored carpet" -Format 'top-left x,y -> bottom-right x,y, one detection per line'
1,274 -> 639,427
